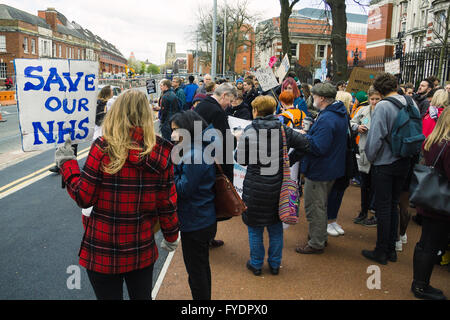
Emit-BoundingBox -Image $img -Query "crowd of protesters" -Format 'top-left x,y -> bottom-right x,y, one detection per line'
54,69 -> 449,301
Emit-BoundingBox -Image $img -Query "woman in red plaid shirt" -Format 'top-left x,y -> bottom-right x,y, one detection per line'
56,89 -> 180,300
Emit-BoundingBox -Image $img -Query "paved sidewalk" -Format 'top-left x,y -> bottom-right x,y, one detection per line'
156,186 -> 449,300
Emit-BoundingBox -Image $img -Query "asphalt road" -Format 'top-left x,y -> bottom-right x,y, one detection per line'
0,91 -> 167,300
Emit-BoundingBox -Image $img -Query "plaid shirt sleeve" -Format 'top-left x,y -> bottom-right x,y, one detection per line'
60,141 -> 103,209
156,161 -> 179,243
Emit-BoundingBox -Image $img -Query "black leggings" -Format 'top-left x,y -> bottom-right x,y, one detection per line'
86,264 -> 154,300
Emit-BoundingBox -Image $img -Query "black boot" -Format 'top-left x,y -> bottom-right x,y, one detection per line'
353,212 -> 367,224
411,244 -> 447,300
362,249 -> 388,265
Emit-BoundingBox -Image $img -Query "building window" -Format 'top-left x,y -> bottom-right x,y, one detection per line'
53,44 -> 56,57
31,39 -> 36,54
243,45 -> 247,52
23,37 -> 28,53
0,36 -> 7,53
243,56 -> 247,65
39,38 -> 52,57
66,47 -> 69,58
59,45 -> 62,58
0,62 -> 7,78
317,45 -> 326,59
435,10 -> 447,35
290,43 -> 297,58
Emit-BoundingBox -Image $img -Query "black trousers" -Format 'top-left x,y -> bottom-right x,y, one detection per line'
372,158 -> 410,254
360,170 -> 372,215
86,264 -> 154,300
413,216 -> 450,286
181,223 -> 217,300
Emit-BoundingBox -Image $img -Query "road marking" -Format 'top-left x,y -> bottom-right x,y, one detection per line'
0,148 -> 90,199
152,250 -> 176,300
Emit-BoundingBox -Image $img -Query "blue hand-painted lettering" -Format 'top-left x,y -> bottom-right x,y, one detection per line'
23,66 -> 44,91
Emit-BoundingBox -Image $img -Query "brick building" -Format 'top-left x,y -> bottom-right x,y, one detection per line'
255,8 -> 368,73
0,5 -> 127,82
366,0 -> 450,59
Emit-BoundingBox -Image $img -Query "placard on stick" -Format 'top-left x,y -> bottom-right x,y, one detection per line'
346,67 -> 379,95
255,67 -> 279,92
14,59 -> 99,152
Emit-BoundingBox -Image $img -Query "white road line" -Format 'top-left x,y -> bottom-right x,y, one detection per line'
152,250 -> 175,300
0,151 -> 89,200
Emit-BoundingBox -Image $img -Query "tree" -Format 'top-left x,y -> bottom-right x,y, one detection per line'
146,63 -> 160,75
279,0 -> 300,62
324,0 -> 348,82
193,0 -> 257,74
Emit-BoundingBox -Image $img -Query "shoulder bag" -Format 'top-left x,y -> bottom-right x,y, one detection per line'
409,141 -> 450,216
214,163 -> 247,219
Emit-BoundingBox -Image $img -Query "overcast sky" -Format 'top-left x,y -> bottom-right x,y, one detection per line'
5,0 -> 369,65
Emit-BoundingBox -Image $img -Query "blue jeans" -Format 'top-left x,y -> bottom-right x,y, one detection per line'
247,222 -> 283,269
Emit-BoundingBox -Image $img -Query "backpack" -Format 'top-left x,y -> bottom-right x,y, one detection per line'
383,95 -> 425,158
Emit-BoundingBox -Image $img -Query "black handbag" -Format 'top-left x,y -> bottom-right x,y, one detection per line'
409,141 -> 450,216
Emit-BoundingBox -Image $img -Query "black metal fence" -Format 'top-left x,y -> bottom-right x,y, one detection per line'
349,46 -> 450,88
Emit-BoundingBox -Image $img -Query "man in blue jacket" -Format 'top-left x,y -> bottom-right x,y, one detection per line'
183,75 -> 199,110
296,83 -> 348,254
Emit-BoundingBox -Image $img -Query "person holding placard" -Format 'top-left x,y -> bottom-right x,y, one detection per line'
56,90 -> 179,300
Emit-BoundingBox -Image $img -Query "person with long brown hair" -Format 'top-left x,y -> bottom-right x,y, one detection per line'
411,107 -> 450,300
55,89 -> 179,300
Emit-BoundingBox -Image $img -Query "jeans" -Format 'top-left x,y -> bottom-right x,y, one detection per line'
247,222 -> 283,269
360,170 -> 373,215
327,183 -> 347,221
181,222 -> 217,300
372,158 -> 410,254
86,265 -> 154,300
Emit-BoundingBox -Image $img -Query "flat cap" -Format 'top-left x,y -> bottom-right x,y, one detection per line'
311,82 -> 337,99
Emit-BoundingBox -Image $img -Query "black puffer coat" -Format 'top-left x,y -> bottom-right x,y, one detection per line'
235,115 -> 309,227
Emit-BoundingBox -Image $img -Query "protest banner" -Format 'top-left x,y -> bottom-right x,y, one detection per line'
346,67 -> 379,95
384,59 -> 400,75
254,67 -> 279,92
14,59 -> 99,152
146,78 -> 156,94
275,54 -> 290,84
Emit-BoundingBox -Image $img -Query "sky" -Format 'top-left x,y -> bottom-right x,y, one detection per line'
4,0 -> 370,65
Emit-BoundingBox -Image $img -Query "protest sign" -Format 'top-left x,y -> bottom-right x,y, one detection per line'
146,78 -> 156,94
14,59 -> 99,152
275,54 -> 290,83
346,67 -> 379,95
384,59 -> 400,75
255,67 -> 279,92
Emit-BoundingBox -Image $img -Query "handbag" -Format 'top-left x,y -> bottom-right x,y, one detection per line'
409,141 -> 450,216
278,126 -> 300,225
214,163 -> 247,219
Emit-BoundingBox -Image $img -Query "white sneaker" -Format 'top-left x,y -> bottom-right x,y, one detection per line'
395,240 -> 403,252
400,234 -> 407,244
332,222 -> 345,235
327,224 -> 340,237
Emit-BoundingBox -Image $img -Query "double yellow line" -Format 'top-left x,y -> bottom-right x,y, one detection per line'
0,146 -> 90,200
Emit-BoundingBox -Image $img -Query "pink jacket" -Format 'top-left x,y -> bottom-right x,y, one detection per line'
422,107 -> 443,138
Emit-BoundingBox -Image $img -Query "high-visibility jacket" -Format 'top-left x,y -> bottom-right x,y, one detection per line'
278,108 -> 306,129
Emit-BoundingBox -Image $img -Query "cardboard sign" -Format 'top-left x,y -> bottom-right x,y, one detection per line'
346,67 -> 379,95
146,78 -> 156,94
255,67 -> 279,92
14,59 -> 99,152
385,59 -> 400,75
275,54 -> 290,84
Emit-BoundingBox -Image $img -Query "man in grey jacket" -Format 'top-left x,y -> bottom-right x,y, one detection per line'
362,73 -> 419,265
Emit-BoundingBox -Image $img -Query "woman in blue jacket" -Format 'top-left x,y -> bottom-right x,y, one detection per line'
171,110 -> 217,300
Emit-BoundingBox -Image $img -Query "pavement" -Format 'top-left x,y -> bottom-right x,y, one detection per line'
156,185 -> 450,300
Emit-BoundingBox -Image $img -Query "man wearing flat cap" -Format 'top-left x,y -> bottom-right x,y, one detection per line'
296,82 -> 349,254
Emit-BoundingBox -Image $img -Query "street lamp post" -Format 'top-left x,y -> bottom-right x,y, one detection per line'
211,0 -> 217,79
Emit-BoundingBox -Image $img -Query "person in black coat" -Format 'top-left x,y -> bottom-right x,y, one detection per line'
159,79 -> 181,141
194,82 -> 238,248
243,78 -> 259,118
235,95 -> 309,276
225,91 -> 251,120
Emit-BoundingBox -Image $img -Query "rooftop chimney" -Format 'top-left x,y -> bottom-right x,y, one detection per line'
38,8 -> 58,31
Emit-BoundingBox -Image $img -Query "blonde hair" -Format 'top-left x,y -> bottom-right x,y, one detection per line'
424,107 -> 450,151
251,95 -> 277,117
336,91 -> 353,113
430,89 -> 449,108
102,89 -> 156,174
